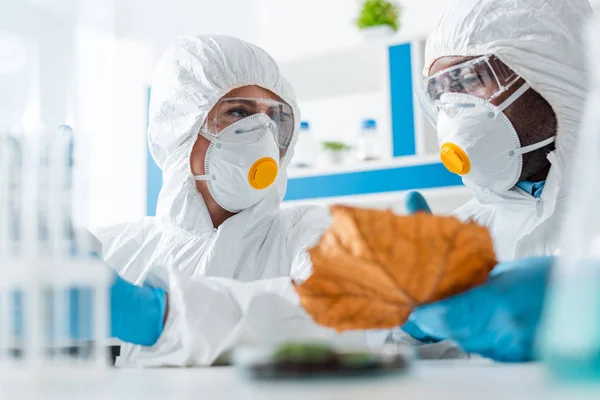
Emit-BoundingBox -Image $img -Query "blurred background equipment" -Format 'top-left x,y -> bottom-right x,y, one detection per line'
321,141 -> 353,166
3,0 -> 600,227
538,16 -> 600,381
0,127 -> 111,370
290,121 -> 316,168
356,118 -> 381,161
356,0 -> 402,39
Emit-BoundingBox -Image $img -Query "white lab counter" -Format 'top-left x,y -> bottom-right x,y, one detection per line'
2,359 -> 600,400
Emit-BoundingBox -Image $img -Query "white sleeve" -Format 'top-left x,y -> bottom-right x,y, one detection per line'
115,207 -> 333,367
281,205 -> 331,281
116,271 -> 330,367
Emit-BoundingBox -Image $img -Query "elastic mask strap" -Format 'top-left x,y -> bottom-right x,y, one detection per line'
194,174 -> 214,181
198,130 -> 217,144
498,83 -> 530,112
193,133 -> 215,182
512,136 -> 556,156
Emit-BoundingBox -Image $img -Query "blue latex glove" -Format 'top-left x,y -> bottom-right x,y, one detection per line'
405,191 -> 432,214
110,272 -> 167,346
403,191 -> 552,361
403,256 -> 554,362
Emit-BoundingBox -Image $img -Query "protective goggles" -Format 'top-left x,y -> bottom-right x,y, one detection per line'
416,55 -> 520,127
201,97 -> 295,151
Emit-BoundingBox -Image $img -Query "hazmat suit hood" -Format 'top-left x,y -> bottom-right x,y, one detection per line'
148,34 -> 301,235
424,0 -> 595,259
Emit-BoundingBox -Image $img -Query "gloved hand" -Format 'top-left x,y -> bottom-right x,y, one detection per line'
110,272 -> 167,346
403,191 -> 553,362
403,256 -> 553,362
404,191 -> 432,214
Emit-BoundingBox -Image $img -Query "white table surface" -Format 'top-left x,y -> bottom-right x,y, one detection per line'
2,359 -> 600,400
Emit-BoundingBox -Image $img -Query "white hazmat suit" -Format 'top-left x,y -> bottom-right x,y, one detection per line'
426,0 -> 595,260
92,35 -> 332,367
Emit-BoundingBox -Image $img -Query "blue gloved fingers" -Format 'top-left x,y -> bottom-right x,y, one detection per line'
408,257 -> 553,362
416,292 -> 530,362
407,290 -> 480,341
458,305 -> 539,363
401,320 -> 442,343
483,258 -> 552,362
405,191 -> 432,215
110,272 -> 167,346
407,286 -> 524,361
490,256 -> 555,277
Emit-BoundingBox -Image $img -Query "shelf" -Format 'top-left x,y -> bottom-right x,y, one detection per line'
278,31 -> 428,102
282,185 -> 472,216
279,44 -> 386,102
277,29 -> 430,66
284,156 -> 463,205
287,154 -> 442,178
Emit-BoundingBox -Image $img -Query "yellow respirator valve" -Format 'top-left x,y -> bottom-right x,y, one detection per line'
248,157 -> 278,189
440,143 -> 471,175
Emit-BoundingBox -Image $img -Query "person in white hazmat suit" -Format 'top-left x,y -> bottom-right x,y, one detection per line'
92,34 -> 336,367
409,0 -> 594,261
403,0 -> 597,362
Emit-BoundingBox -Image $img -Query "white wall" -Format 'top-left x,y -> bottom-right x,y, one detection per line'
253,0 -> 446,61
115,0 -> 259,69
75,0 -> 261,227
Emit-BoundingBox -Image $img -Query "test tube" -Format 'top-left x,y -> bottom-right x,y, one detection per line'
4,134 -> 23,363
48,128 -> 68,360
68,127 -> 109,365
65,130 -> 88,364
0,127 -> 110,369
22,134 -> 43,367
0,134 -> 10,363
0,134 -> 8,256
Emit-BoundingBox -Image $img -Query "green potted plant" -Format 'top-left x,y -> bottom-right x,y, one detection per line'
355,0 -> 401,39
322,141 -> 352,166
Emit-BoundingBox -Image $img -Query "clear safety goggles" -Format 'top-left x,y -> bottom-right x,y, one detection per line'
201,97 -> 295,151
416,55 -> 520,127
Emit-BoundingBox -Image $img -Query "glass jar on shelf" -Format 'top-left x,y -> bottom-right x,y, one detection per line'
356,119 -> 381,162
291,121 -> 316,168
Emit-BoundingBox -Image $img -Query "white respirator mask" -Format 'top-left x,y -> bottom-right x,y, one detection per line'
194,113 -> 281,213
436,83 -> 556,193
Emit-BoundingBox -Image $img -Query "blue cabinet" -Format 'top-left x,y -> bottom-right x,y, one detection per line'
389,43 -> 417,157
285,162 -> 461,201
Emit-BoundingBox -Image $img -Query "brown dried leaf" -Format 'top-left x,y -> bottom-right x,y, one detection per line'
295,205 -> 497,331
